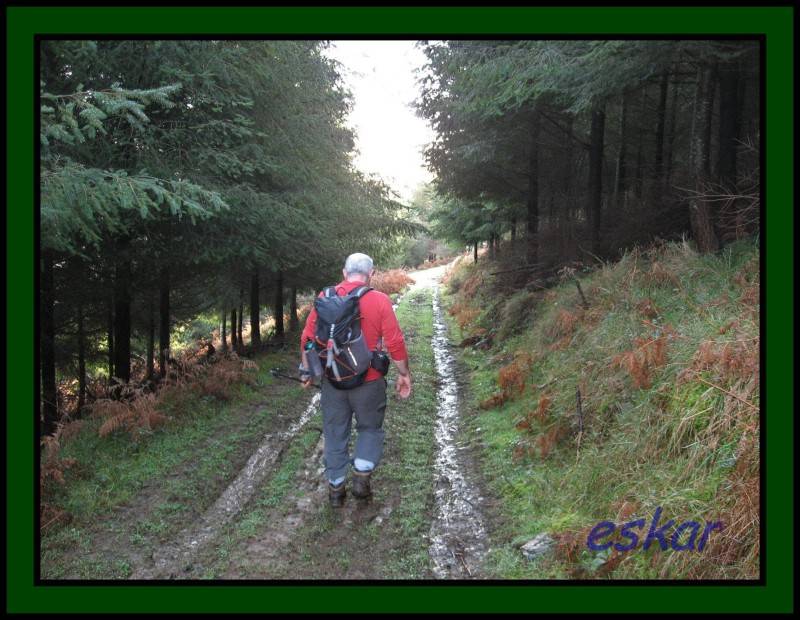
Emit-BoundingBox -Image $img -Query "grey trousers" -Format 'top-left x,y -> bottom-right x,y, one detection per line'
321,377 -> 388,482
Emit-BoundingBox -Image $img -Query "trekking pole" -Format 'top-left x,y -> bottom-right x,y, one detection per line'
270,368 -> 322,390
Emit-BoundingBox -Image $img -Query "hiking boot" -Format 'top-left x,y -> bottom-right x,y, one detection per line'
351,469 -> 373,499
329,482 -> 346,508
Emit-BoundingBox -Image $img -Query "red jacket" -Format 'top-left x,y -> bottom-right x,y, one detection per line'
301,280 -> 408,383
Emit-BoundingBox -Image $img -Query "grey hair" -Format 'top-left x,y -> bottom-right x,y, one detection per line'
343,253 -> 374,277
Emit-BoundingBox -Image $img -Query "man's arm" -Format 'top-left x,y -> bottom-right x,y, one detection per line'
299,306 -> 318,388
380,295 -> 411,399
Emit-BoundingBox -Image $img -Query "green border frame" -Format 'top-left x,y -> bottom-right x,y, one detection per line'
7,5 -> 793,614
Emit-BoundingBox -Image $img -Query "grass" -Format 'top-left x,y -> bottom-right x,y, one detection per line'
233,427 -> 322,541
39,347 -> 304,579
443,238 -> 760,580
379,287 -> 438,578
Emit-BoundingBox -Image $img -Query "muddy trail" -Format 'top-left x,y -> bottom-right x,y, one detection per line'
428,286 -> 488,577
46,264 -> 491,581
131,394 -> 322,579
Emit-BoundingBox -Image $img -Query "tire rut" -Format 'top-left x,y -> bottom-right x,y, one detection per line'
131,393 -> 321,579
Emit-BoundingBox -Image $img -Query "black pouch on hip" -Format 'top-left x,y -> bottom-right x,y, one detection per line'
371,350 -> 390,376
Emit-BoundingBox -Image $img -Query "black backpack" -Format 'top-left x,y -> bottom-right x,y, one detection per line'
312,285 -> 373,390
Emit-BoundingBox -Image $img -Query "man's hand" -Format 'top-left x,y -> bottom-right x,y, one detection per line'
393,359 -> 412,399
298,359 -> 313,389
395,372 -> 412,399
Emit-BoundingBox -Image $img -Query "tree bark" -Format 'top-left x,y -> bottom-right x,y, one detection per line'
41,250 -> 58,435
146,297 -> 155,380
634,90 -> 645,199
689,65 -> 719,253
289,286 -> 299,332
221,311 -> 228,352
237,293 -> 244,349
614,91 -> 629,209
665,74 -> 680,188
250,269 -> 261,347
526,110 -> 540,265
717,60 -> 740,189
77,299 -> 86,414
106,290 -> 114,384
230,308 -> 238,350
702,64 -> 717,178
588,103 -> 606,254
113,236 -> 132,383
563,115 -> 574,196
159,266 -> 170,379
273,271 -> 284,339
653,72 -> 669,194
473,242 -> 478,264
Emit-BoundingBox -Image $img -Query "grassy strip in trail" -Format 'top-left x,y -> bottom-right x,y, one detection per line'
380,286 -> 438,578
197,424 -> 323,579
40,347 -> 304,579
443,239 -> 760,579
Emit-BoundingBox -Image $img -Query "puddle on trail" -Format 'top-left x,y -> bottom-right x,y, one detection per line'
132,392 -> 321,579
428,285 -> 488,578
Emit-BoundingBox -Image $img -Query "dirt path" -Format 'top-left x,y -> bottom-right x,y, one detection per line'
132,394 -> 322,579
55,262 -> 490,581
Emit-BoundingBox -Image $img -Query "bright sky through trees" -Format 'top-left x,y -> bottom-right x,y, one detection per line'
325,40 -> 435,203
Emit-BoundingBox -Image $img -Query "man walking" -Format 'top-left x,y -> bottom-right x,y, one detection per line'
300,253 -> 412,507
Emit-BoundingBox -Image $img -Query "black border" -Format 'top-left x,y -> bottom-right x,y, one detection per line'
33,31 -> 767,588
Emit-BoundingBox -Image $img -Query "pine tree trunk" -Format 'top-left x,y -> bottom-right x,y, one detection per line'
615,91 -> 629,208
159,266 -> 170,378
146,297 -> 155,380
562,115 -> 575,256
273,271 -> 285,339
634,90 -> 645,200
113,237 -> 132,384
564,116 -> 574,196
473,242 -> 478,264
653,72 -> 669,197
510,218 -> 517,244
702,64 -> 717,179
689,65 -> 719,253
237,293 -> 244,349
526,110 -> 540,265
665,75 -> 679,188
107,290 -> 114,384
221,311 -> 228,352
77,299 -> 86,414
716,60 -> 740,244
717,60 -> 740,189
41,250 -> 58,435
588,103 -> 606,254
289,286 -> 299,332
250,269 -> 261,348
230,308 -> 238,350
488,235 -> 496,260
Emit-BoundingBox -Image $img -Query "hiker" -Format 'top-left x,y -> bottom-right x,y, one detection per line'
299,252 -> 412,507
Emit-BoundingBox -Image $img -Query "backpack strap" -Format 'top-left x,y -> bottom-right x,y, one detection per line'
352,286 -> 373,299
323,286 -> 336,298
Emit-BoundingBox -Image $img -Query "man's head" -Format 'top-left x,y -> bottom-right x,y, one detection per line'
343,252 -> 375,283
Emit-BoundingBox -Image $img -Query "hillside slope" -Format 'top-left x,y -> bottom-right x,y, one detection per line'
443,239 -> 760,579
